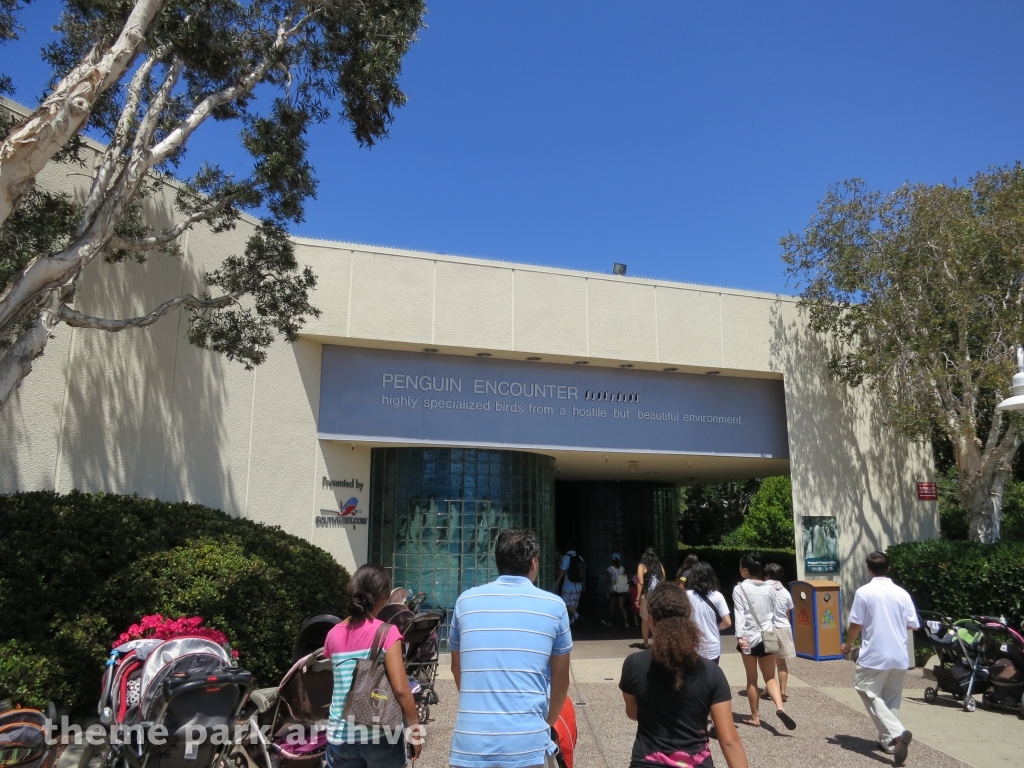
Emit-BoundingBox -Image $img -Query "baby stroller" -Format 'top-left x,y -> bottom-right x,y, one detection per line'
975,615 -> 1024,716
238,616 -> 340,768
0,702 -> 57,768
919,611 -> 989,712
96,636 -> 252,768
377,605 -> 445,723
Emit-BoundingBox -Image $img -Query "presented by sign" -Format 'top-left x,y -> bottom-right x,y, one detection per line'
318,346 -> 790,457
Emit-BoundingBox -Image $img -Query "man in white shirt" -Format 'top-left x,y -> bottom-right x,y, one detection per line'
842,551 -> 920,766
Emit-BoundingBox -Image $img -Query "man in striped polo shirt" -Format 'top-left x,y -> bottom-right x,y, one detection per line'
449,528 -> 573,768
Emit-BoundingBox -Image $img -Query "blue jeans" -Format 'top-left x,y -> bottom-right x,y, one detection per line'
326,740 -> 407,768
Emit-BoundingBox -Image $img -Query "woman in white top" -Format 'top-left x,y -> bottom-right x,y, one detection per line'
601,553 -> 631,628
685,561 -> 732,664
732,552 -> 796,731
764,562 -> 797,701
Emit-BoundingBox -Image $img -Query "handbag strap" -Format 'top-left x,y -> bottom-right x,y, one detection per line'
739,582 -> 765,630
696,591 -> 725,622
367,621 -> 391,665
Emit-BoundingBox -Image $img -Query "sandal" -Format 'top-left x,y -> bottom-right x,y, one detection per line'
776,709 -> 796,730
739,718 -> 761,727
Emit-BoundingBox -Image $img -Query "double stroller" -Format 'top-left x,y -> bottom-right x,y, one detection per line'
93,636 -> 253,768
920,611 -> 1024,715
238,601 -> 445,768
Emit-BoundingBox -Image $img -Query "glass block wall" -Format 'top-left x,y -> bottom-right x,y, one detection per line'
554,481 -> 679,605
369,448 -> 556,640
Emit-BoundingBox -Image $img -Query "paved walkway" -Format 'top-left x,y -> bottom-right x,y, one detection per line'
416,639 -> 1021,767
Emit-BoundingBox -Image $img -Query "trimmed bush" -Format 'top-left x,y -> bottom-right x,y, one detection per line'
888,539 -> 1024,629
719,476 -> 795,549
0,491 -> 349,711
676,545 -> 797,611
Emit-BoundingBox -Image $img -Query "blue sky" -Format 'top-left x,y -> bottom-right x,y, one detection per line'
4,1 -> 1024,293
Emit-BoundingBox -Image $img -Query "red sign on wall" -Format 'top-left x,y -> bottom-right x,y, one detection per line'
917,482 -> 938,501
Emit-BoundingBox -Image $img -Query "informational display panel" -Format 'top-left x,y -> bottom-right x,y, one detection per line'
318,346 -> 790,458
802,515 -> 840,573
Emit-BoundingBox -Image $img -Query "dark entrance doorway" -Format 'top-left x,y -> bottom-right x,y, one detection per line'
554,481 -> 678,608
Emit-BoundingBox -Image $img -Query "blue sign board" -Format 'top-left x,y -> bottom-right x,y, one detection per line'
318,346 -> 789,458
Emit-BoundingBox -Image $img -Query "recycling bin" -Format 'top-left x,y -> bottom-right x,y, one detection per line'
790,579 -> 843,660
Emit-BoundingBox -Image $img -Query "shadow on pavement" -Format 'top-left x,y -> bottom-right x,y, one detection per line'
827,734 -> 893,764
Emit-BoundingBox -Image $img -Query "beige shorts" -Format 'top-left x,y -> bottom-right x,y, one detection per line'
775,625 -> 796,659
639,595 -> 649,620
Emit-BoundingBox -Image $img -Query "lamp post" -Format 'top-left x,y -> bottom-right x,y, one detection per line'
996,347 -> 1024,412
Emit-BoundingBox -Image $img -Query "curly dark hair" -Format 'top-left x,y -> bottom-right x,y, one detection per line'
686,561 -> 719,597
646,582 -> 702,690
495,528 -> 540,576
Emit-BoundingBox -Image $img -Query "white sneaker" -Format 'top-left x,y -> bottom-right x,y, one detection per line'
878,739 -> 895,755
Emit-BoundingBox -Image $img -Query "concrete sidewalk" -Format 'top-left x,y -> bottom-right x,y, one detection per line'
423,644 -> 1019,767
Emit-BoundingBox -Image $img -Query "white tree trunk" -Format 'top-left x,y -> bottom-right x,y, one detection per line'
0,0 -> 164,228
961,458 -> 1013,544
0,292 -> 63,412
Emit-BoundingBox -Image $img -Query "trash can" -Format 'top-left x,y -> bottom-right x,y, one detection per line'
790,580 -> 843,661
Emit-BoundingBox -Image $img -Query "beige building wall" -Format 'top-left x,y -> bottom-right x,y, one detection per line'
1,153 -> 939,605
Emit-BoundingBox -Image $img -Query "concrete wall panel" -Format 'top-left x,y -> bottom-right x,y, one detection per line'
655,288 -> 723,368
587,279 -> 658,362
300,243 -> 353,339
513,270 -> 588,357
348,251 -> 433,343
722,293 -> 777,372
434,261 -> 513,350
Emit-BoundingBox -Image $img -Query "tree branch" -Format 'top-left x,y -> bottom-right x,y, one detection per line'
82,46 -> 169,228
107,194 -> 238,252
0,0 -> 165,228
58,290 -> 242,331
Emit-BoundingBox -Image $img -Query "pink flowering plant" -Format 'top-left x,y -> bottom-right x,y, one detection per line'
115,614 -> 239,657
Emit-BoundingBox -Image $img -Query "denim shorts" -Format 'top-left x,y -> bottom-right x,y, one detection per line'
326,740 -> 407,768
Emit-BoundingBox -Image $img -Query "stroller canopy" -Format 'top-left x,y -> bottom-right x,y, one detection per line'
291,615 -> 341,663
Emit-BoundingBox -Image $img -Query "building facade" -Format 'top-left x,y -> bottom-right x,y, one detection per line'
1,138 -> 939,617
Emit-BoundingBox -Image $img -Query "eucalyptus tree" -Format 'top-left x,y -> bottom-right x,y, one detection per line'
0,0 -> 426,412
783,167 -> 1024,543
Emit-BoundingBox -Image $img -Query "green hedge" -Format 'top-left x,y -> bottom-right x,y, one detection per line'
676,546 -> 798,611
0,491 -> 350,712
888,539 -> 1024,629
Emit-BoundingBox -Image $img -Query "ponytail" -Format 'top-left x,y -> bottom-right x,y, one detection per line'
347,564 -> 391,623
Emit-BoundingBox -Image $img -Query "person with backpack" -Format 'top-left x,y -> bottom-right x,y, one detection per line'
635,547 -> 665,649
602,553 -> 631,628
556,544 -> 586,625
685,561 -> 732,665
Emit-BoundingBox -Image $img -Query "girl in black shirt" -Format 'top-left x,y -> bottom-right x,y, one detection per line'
619,583 -> 749,768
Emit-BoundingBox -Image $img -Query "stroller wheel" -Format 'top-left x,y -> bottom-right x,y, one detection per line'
417,700 -> 430,723
923,687 -> 937,704
963,695 -> 977,712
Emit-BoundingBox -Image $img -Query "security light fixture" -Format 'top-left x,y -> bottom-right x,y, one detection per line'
620,364 -> 634,368
526,356 -> 542,361
476,352 -> 492,357
612,263 -> 627,275
997,347 -> 1024,411
706,370 -> 720,375
663,367 -> 678,372
423,348 -> 438,353
574,360 -> 589,365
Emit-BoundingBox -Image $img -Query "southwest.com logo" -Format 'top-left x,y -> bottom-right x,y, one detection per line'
315,499 -> 367,528
339,498 -> 359,516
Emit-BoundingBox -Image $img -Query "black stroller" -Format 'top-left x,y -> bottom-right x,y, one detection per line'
919,611 -> 989,712
377,604 -> 445,723
95,637 -> 253,768
975,615 -> 1024,715
237,616 -> 340,768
